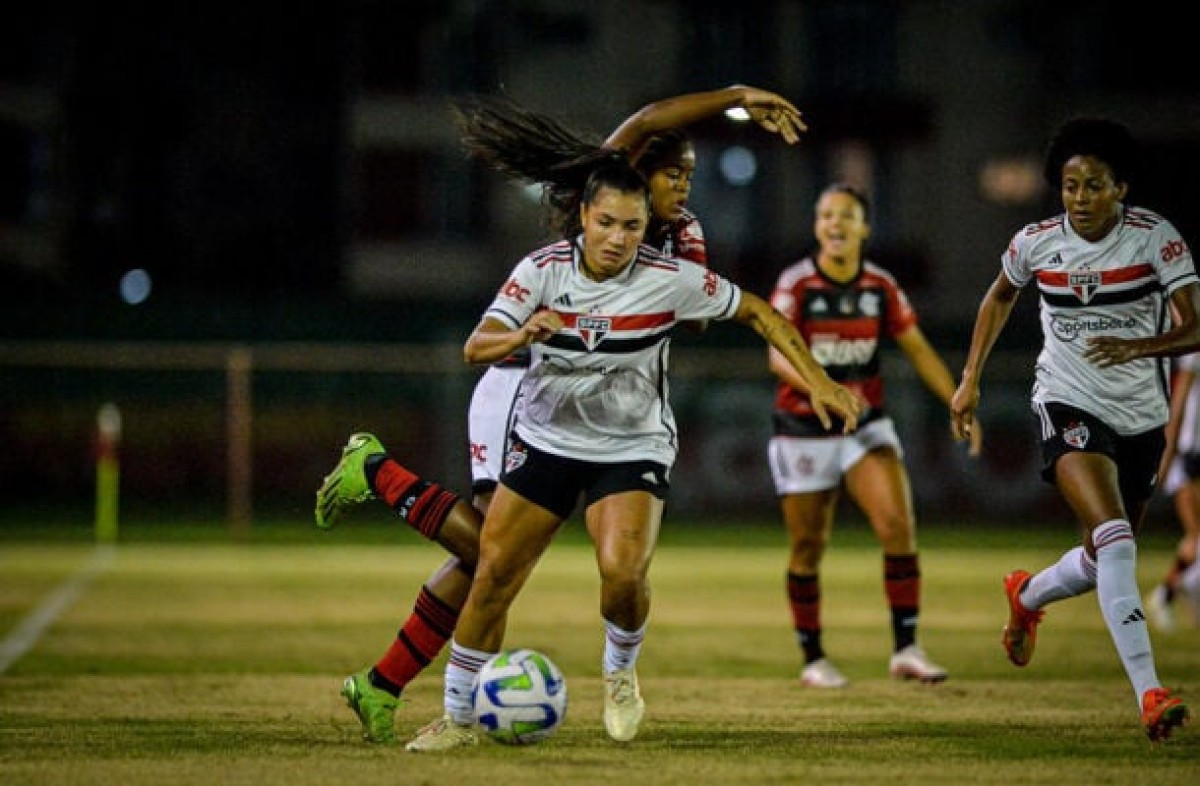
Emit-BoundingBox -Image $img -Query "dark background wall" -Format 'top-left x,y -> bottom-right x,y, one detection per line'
2,1 -> 1197,521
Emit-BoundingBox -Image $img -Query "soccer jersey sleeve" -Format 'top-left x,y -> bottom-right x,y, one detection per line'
673,260 -> 741,322
1148,217 -> 1197,295
1000,225 -> 1035,289
483,255 -> 544,330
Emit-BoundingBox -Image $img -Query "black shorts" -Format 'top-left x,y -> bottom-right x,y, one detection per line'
1036,402 -> 1165,503
499,435 -> 670,520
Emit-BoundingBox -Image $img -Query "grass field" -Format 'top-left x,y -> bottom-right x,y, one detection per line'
1,512 -> 1197,785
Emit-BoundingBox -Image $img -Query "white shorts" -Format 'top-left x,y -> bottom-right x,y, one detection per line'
768,417 -> 903,495
467,365 -> 526,493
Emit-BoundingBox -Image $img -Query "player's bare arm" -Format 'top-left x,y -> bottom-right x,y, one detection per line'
604,85 -> 806,154
952,272 -> 1020,440
1084,283 -> 1200,368
464,311 -> 563,365
736,291 -> 862,432
896,326 -> 983,456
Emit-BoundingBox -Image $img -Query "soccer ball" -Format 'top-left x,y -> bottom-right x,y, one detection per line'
473,648 -> 568,745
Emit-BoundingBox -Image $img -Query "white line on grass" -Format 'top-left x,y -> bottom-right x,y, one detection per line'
0,544 -> 115,675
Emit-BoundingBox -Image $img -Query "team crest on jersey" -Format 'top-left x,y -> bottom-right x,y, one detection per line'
504,441 -> 528,474
576,316 -> 612,350
1068,271 -> 1101,304
858,291 -> 881,317
1062,421 -> 1090,449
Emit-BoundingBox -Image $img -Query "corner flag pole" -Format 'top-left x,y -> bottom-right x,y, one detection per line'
95,403 -> 121,544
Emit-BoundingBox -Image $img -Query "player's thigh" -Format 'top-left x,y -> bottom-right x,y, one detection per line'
844,447 -> 915,531
585,490 -> 665,579
475,483 -> 563,592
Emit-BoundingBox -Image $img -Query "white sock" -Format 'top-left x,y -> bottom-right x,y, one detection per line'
1022,546 -> 1097,608
602,619 -> 647,674
1093,519 -> 1160,703
445,640 -> 494,725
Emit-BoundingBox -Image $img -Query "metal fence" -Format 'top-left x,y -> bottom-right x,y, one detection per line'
0,340 -> 1069,529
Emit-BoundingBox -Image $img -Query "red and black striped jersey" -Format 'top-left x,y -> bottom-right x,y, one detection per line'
769,257 -> 917,435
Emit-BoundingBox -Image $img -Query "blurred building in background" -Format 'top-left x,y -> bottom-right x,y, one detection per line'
2,1 -> 1197,522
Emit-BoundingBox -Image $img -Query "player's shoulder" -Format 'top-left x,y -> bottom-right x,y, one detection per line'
1017,214 -> 1066,241
635,243 -> 687,273
773,256 -> 818,288
1123,205 -> 1172,233
526,239 -> 575,268
860,259 -> 902,287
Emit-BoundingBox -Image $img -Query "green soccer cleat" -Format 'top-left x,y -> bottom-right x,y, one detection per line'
315,433 -> 385,529
341,669 -> 402,744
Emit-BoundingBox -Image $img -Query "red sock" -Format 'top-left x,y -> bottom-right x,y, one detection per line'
787,572 -> 823,662
373,586 -> 459,694
371,457 -> 420,507
370,458 -> 461,540
884,554 -> 920,651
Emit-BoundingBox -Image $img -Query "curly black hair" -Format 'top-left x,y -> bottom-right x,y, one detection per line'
1043,117 -> 1137,189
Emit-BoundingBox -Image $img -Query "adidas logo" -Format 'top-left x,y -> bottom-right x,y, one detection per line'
1121,608 -> 1146,625
1047,252 -> 1064,268
553,293 -> 574,307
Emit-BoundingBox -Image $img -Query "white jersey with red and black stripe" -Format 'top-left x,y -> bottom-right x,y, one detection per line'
769,257 -> 917,435
483,237 -> 742,465
1003,205 -> 1197,435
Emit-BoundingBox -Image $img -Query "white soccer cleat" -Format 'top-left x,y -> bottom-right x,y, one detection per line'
888,644 -> 948,683
404,714 -> 479,752
799,657 -> 849,688
603,668 -> 645,742
1147,584 -> 1177,633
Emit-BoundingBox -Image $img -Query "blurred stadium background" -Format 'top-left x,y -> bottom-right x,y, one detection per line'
2,1 -> 1197,529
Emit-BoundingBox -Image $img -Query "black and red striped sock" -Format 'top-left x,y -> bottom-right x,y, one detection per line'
370,586 -> 460,696
787,572 -> 824,663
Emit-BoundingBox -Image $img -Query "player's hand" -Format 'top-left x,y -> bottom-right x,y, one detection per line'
740,88 -> 807,144
950,380 -> 980,444
810,380 -> 863,434
522,309 -> 563,346
1084,335 -> 1141,368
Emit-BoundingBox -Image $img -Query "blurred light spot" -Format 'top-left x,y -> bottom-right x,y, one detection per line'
979,157 -> 1043,205
520,182 -> 544,203
719,146 -> 757,186
119,269 -> 152,305
724,107 -> 750,122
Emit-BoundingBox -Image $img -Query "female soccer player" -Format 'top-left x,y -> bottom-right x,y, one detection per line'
316,85 -> 808,744
404,160 -> 862,751
950,117 -> 1198,741
767,184 -> 980,689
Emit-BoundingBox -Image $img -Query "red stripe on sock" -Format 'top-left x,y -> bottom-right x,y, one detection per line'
373,458 -> 420,507
787,573 -> 820,630
374,587 -> 458,691
408,485 -> 459,539
885,554 -> 920,608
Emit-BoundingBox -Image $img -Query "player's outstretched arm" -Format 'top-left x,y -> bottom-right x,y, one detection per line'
604,85 -> 806,156
736,291 -> 861,432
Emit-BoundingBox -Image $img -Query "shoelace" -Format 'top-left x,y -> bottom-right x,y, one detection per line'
609,675 -> 635,703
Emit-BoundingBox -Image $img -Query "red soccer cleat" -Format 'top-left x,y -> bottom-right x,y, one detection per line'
1141,688 -> 1189,742
1001,570 -> 1044,667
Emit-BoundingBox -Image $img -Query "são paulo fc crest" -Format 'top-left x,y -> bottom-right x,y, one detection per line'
1062,421 -> 1090,449
576,316 -> 612,351
504,441 -> 528,474
1068,271 -> 1101,304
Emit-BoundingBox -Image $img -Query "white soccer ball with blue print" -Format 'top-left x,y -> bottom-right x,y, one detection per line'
473,648 -> 568,744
